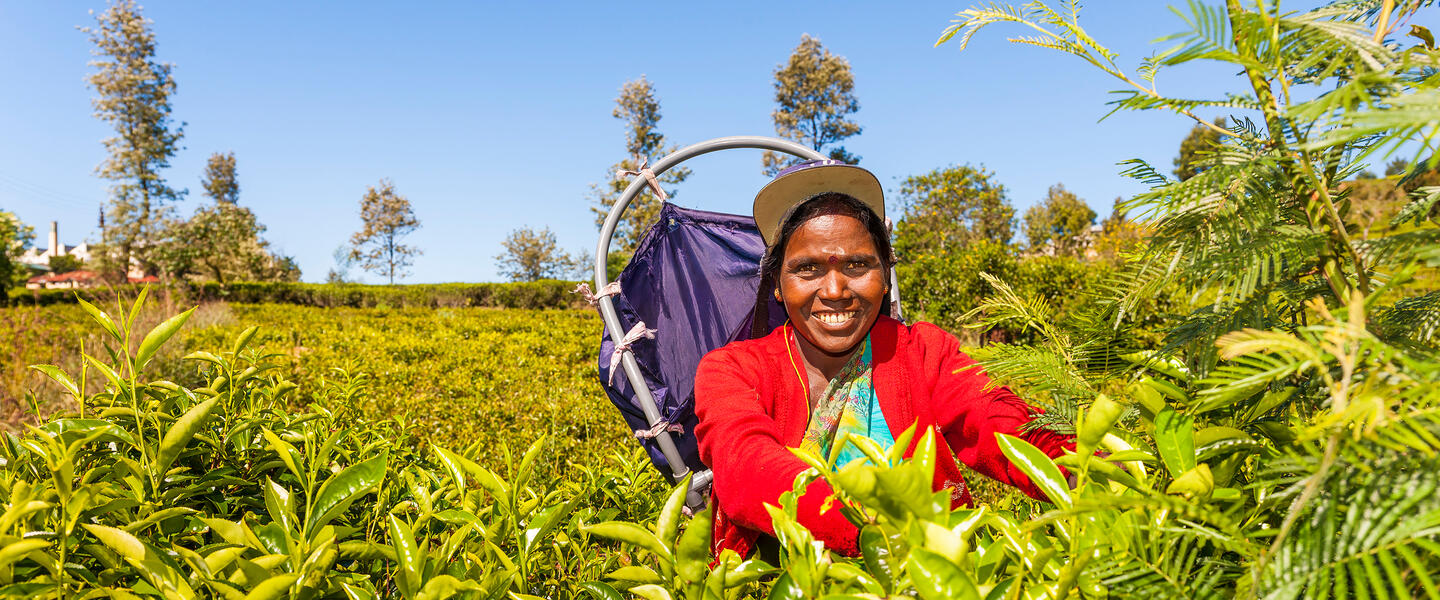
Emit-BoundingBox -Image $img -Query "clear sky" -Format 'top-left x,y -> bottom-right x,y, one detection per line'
1,1 -> 1282,283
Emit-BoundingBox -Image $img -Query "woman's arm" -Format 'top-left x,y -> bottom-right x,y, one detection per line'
694,347 -> 861,555
916,324 -> 1073,502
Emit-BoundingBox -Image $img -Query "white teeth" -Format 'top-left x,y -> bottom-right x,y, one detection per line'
816,312 -> 855,325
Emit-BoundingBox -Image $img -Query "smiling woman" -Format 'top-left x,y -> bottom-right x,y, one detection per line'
693,160 -> 1074,560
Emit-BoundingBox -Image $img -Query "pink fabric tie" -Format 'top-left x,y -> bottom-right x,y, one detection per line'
608,321 -> 656,385
634,420 -> 684,439
573,281 -> 622,306
616,156 -> 669,202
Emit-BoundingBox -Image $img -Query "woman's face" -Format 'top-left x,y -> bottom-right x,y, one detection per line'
777,213 -> 887,358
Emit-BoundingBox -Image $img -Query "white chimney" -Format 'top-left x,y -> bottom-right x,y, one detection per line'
48,221 -> 59,258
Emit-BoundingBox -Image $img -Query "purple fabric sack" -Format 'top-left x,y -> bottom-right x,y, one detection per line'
598,202 -> 786,475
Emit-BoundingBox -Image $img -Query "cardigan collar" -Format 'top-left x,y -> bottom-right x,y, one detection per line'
770,316 -> 919,453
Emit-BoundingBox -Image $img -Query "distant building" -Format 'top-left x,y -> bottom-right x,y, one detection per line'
20,221 -> 148,289
19,221 -> 93,268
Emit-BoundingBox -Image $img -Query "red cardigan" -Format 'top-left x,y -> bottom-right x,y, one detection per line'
693,316 -> 1071,558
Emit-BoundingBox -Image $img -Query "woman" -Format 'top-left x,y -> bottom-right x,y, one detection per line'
693,159 -> 1071,558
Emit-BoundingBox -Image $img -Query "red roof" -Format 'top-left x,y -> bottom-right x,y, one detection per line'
27,270 -> 98,284
25,271 -> 159,286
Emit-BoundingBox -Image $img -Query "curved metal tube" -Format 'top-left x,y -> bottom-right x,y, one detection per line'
594,137 -> 824,481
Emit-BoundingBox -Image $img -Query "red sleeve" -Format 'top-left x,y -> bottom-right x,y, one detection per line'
916,324 -> 1073,503
693,346 -> 860,556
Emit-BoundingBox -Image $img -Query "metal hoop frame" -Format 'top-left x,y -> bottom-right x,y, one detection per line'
593,135 -> 901,503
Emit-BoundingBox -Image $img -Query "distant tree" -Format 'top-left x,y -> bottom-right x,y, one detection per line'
202,151 -> 239,204
1,211 -> 36,304
1357,170 -> 1377,180
894,165 -> 1015,256
496,226 -> 574,282
1091,201 -> 1147,262
84,0 -> 185,279
49,254 -> 84,274
326,246 -> 358,284
1173,117 -> 1226,181
1023,184 -> 1096,256
1385,158 -> 1409,177
762,35 -> 863,176
155,152 -> 297,283
159,203 -> 298,283
349,179 -> 421,284
591,76 -> 691,253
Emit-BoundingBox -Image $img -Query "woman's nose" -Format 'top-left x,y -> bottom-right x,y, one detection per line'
818,272 -> 848,300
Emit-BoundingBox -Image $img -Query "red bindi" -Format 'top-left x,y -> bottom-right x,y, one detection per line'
828,255 -> 839,264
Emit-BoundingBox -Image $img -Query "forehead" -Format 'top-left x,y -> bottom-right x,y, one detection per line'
782,214 -> 877,258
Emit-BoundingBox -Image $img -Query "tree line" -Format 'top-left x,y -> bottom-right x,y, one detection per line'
0,0 -> 424,302
2,1 -> 1431,295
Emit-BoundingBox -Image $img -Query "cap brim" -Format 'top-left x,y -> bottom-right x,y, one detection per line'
752,164 -> 885,247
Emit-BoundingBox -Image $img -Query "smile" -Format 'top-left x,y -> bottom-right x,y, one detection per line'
814,311 -> 857,325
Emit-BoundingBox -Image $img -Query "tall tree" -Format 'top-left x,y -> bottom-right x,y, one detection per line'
84,0 -> 185,278
762,35 -> 863,175
1023,183 -> 1096,256
349,179 -> 421,284
591,76 -> 691,253
1173,117 -> 1226,181
156,152 -> 298,283
893,165 -> 1015,256
495,226 -> 576,282
202,151 -> 239,204
0,211 -> 35,305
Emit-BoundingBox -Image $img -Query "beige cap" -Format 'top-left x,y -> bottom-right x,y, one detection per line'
752,159 -> 885,247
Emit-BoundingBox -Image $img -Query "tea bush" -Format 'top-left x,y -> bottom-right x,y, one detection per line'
7,280 -> 584,310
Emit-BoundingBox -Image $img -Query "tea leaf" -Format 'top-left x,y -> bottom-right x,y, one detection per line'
906,547 -> 980,600
655,473 -> 691,545
28,365 -> 79,399
82,523 -> 145,560
76,296 -> 122,343
626,585 -> 674,600
136,306 -> 196,371
574,581 -> 624,600
414,575 -> 484,600
995,433 -> 1071,508
1154,407 -> 1196,476
307,454 -> 387,534
387,515 -> 422,597
242,573 -> 300,600
155,398 -> 219,476
0,539 -> 50,570
583,522 -> 671,563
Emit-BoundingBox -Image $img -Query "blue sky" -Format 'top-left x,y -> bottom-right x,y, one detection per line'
1,1 -> 1281,283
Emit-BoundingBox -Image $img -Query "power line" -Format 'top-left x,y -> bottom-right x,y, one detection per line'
0,171 -> 99,210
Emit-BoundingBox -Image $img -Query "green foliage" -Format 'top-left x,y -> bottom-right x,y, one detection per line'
1023,183 -> 1096,256
934,1 -> 1440,597
761,34 -> 863,174
893,164 -> 1016,255
160,201 -> 299,284
348,179 -> 422,285
591,77 -> 691,254
5,281 -> 584,310
0,211 -> 35,300
496,226 -> 581,282
4,290 -> 674,598
83,0 -> 184,278
898,240 -> 1019,336
46,255 -> 83,275
201,151 -> 239,204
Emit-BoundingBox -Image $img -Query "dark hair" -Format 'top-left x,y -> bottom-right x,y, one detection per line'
750,193 -> 896,337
